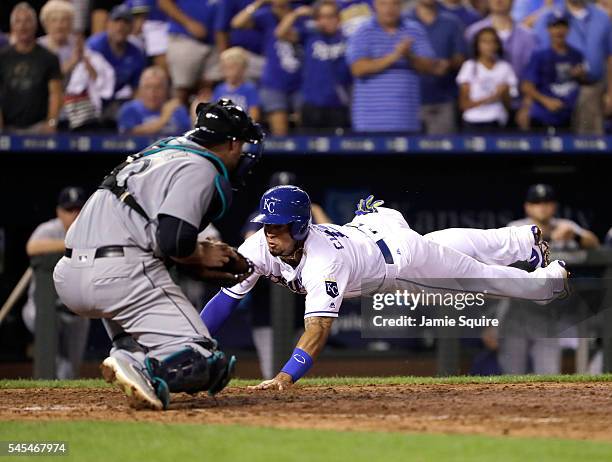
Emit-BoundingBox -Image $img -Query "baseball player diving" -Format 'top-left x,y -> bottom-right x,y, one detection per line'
54,99 -> 264,410
201,186 -> 570,391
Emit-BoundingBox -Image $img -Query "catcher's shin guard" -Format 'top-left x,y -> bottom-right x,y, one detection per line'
145,346 -> 236,396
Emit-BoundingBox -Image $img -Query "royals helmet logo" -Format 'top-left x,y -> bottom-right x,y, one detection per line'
325,279 -> 339,298
263,198 -> 276,213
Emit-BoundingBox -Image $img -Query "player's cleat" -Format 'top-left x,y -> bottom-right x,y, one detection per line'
101,356 -> 164,411
556,260 -> 571,300
529,225 -> 550,269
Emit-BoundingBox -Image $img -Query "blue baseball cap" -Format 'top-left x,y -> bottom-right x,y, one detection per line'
58,187 -> 87,209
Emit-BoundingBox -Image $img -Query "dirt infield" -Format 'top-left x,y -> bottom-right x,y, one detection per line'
2,382 -> 612,441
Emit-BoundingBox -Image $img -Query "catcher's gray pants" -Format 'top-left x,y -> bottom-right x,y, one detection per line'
53,247 -> 212,369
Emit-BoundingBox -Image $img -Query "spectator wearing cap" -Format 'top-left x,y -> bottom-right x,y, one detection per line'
117,66 -> 190,135
232,0 -> 302,136
276,0 -> 352,130
346,0 -> 447,133
91,0 -> 125,34
512,184 -> 600,250
486,184 -> 599,376
517,13 -> 586,133
124,0 -> 170,69
86,4 -> 146,117
438,0 -> 482,28
23,186 -> 90,380
214,0 -> 265,80
533,0 -> 612,135
0,2 -> 63,133
212,47 -> 261,122
406,0 -> 466,134
159,0 -> 219,104
466,0 -> 537,82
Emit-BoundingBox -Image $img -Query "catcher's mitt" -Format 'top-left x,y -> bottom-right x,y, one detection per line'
180,241 -> 254,287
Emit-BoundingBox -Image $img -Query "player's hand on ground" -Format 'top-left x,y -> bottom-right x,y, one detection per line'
248,372 -> 293,391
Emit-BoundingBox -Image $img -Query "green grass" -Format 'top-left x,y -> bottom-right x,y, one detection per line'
2,374 -> 612,389
0,421 -> 610,462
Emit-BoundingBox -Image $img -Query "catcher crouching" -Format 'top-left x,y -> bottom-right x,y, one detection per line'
53,99 -> 264,410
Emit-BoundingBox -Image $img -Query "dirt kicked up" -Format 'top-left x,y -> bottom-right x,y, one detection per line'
2,382 -> 612,441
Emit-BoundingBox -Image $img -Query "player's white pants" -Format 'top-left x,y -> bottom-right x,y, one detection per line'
355,209 -> 567,303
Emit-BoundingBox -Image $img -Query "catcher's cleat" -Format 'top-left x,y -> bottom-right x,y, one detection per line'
101,356 -> 163,411
529,225 -> 550,269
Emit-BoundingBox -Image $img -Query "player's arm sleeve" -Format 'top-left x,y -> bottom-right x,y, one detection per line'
157,162 -> 217,229
199,233 -> 264,334
156,214 -> 198,258
303,261 -> 349,318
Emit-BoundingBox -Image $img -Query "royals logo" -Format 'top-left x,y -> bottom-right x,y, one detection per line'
325,279 -> 339,298
263,198 -> 276,213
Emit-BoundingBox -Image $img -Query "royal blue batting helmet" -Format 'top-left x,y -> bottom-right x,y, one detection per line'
251,185 -> 311,241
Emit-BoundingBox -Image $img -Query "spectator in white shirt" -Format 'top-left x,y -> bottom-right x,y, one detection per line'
457,27 -> 517,131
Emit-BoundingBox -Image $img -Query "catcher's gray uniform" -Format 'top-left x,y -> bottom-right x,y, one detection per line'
53,139 -> 219,369
23,218 -> 90,379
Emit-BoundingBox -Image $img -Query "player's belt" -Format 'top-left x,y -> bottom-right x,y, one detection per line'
64,246 -> 125,259
346,224 -> 394,265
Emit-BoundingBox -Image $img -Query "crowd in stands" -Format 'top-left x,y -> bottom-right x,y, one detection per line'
2,0 -> 612,136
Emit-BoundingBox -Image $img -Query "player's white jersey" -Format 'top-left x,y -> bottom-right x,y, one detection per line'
222,210 -> 408,318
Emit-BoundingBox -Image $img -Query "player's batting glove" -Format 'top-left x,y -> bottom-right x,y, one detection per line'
355,195 -> 385,215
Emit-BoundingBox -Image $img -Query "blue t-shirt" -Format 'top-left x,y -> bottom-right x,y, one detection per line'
86,32 -> 146,95
299,24 -> 351,107
212,81 -> 260,111
406,10 -> 466,105
523,46 -> 583,126
253,6 -> 301,93
346,18 -> 435,132
215,0 -> 263,54
167,0 -> 217,44
534,6 -> 612,82
117,99 -> 191,134
437,2 -> 481,28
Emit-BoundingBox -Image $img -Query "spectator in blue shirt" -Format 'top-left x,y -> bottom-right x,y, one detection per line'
346,0 -> 444,132
86,5 -> 146,113
534,0 -> 612,135
159,0 -> 219,103
276,0 -> 352,130
438,0 -> 482,28
117,66 -> 191,135
215,0 -> 265,80
519,13 -> 585,132
407,0 -> 466,134
232,0 -> 302,136
212,47 -> 261,122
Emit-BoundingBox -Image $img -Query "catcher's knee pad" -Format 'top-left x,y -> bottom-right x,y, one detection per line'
145,346 -> 236,396
112,332 -> 147,354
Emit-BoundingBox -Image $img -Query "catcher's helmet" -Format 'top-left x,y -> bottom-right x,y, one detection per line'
185,98 -> 265,190
251,185 -> 311,241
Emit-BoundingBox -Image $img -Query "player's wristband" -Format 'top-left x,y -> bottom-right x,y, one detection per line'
281,348 -> 313,382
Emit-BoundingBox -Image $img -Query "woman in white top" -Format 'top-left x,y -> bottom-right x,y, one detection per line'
456,27 -> 518,131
